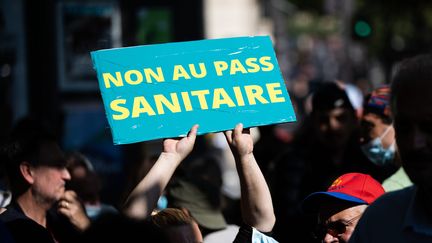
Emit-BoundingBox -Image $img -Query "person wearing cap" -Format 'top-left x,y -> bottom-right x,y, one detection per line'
270,82 -> 365,243
359,85 -> 400,181
350,54 -> 432,242
166,156 -> 237,241
302,173 -> 385,243
359,85 -> 412,190
124,124 -> 277,243
0,118 -> 91,243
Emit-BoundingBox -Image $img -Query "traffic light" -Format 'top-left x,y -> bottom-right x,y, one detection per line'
351,16 -> 373,40
354,20 -> 372,38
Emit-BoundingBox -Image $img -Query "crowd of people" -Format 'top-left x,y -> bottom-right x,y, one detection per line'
1,54 -> 432,243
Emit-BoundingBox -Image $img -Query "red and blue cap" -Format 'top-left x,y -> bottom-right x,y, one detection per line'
364,85 -> 391,118
302,173 -> 385,212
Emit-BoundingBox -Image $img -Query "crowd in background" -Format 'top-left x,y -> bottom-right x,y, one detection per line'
3,53 -> 432,243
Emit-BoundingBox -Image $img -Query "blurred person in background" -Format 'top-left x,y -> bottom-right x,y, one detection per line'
66,151 -> 118,221
0,118 -> 90,243
350,54 -> 432,242
358,85 -> 401,182
166,155 -> 236,241
270,82 -> 365,243
359,85 -> 412,191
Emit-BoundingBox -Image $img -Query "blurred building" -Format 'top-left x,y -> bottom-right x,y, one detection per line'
0,0 -> 203,205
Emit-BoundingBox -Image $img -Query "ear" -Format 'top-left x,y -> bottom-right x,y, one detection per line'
19,162 -> 35,184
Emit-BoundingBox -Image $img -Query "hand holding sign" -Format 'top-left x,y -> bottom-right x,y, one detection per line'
224,123 -> 253,159
162,124 -> 198,162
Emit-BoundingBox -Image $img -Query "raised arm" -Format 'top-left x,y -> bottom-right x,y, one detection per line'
123,125 -> 198,219
224,123 -> 276,232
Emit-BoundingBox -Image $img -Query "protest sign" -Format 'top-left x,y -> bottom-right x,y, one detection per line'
91,36 -> 296,144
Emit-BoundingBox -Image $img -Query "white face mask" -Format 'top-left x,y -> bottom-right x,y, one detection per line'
361,125 -> 396,166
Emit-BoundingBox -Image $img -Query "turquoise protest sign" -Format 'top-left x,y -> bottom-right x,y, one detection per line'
91,36 -> 296,144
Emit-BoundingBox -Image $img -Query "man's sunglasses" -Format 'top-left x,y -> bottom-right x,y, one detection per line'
313,214 -> 362,239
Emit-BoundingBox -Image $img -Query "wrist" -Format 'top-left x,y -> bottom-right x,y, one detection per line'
159,152 -> 183,164
77,217 -> 91,232
237,152 -> 254,163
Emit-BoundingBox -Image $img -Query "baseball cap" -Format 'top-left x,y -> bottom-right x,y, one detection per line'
168,180 -> 226,230
312,83 -> 355,112
302,173 -> 385,212
363,85 -> 391,118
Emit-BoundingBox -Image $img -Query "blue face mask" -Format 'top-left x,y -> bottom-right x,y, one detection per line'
361,126 -> 396,166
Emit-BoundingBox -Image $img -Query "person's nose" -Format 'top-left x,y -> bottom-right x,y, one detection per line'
323,232 -> 338,243
62,168 -> 71,181
329,117 -> 341,131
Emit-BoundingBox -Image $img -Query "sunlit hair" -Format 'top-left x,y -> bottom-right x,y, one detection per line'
151,208 -> 194,228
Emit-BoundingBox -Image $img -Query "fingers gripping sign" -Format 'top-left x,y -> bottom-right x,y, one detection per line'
224,123 -> 254,158
162,124 -> 199,162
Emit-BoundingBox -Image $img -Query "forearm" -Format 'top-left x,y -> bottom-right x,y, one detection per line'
70,214 -> 91,232
236,153 -> 276,232
123,152 -> 181,219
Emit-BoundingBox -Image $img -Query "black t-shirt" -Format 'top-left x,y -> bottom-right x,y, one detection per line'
0,202 -> 82,243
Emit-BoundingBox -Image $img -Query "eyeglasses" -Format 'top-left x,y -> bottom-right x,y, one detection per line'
314,214 -> 362,239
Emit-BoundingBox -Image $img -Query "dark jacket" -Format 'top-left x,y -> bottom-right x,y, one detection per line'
0,202 -> 81,243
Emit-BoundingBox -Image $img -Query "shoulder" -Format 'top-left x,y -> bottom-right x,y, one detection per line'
367,186 -> 414,212
204,225 -> 239,243
0,204 -> 55,243
0,204 -> 28,223
4,218 -> 55,243
232,225 -> 278,243
350,186 -> 415,242
382,168 -> 413,192
360,186 -> 414,222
